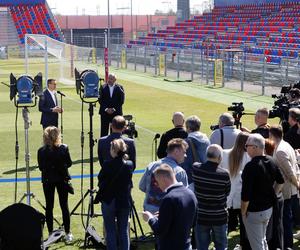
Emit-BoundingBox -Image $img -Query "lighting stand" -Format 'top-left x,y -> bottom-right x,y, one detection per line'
18,107 -> 60,225
69,103 -> 103,248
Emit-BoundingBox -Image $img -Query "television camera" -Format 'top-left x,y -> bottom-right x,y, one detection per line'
210,102 -> 246,130
269,82 -> 300,123
123,115 -> 138,139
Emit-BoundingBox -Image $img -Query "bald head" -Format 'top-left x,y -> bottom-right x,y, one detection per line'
172,112 -> 185,127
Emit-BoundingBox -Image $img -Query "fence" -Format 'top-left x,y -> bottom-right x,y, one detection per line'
2,33 -> 300,95
106,41 -> 300,95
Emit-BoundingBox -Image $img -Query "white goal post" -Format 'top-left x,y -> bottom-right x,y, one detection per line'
24,34 -> 98,85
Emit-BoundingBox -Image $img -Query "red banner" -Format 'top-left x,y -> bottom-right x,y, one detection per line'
104,48 -> 109,82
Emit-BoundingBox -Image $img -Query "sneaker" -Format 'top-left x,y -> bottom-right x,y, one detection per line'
65,232 -> 73,243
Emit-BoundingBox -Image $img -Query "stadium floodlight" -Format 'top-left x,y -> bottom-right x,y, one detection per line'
75,68 -> 100,101
9,73 -> 43,107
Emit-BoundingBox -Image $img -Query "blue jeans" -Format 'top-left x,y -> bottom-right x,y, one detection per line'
101,199 -> 130,250
195,224 -> 227,250
283,195 -> 299,249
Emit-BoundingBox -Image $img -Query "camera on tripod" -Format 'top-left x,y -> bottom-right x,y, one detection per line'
269,83 -> 300,121
210,102 -> 245,130
123,115 -> 138,139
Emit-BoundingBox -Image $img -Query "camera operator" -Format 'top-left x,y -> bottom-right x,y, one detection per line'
284,108 -> 300,150
241,108 -> 270,138
98,115 -> 136,169
157,112 -> 188,159
288,88 -> 300,104
210,113 -> 241,149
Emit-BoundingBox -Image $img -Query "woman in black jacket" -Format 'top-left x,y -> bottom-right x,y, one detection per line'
37,126 -> 73,243
97,138 -> 133,250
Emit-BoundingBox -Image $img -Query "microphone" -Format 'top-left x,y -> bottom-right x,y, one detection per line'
57,91 -> 66,97
153,133 -> 160,140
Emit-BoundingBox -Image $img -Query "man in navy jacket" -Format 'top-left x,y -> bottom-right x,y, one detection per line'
142,164 -> 197,250
98,115 -> 136,169
39,79 -> 63,129
99,73 -> 125,137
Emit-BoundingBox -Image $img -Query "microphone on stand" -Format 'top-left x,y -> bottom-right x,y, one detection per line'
153,133 -> 160,140
57,91 -> 66,97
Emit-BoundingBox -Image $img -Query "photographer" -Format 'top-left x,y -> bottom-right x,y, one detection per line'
284,108 -> 300,150
241,108 -> 270,138
96,139 -> 133,250
98,115 -> 136,169
37,126 -> 73,243
210,113 -> 241,149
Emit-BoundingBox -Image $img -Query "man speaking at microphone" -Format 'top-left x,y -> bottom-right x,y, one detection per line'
39,79 -> 63,129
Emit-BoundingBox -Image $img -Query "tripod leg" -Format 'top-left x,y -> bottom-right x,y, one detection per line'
84,193 -> 93,247
131,203 -> 145,236
31,194 -> 61,226
70,190 -> 90,216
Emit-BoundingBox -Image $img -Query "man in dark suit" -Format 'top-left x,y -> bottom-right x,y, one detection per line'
39,79 -> 63,129
98,115 -> 136,169
142,164 -> 197,250
157,112 -> 188,159
99,73 -> 125,137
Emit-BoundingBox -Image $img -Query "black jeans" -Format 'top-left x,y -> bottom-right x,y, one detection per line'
43,182 -> 70,234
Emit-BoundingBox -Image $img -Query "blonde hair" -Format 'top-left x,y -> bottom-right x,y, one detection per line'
43,126 -> 61,148
228,132 -> 249,177
111,139 -> 128,158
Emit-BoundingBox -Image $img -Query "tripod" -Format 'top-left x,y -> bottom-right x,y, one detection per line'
18,107 -> 60,225
69,103 -> 101,247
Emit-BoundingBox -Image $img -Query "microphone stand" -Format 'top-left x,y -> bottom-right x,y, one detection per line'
152,133 -> 160,161
57,91 -> 65,143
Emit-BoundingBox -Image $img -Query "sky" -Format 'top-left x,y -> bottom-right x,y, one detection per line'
47,0 -> 211,16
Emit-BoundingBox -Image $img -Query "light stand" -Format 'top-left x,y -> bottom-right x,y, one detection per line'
6,74 -> 61,236
57,91 -> 65,143
72,69 -> 104,248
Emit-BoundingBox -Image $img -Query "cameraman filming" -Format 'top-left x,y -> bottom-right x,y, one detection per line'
241,108 -> 270,138
98,116 -> 136,169
210,113 -> 241,149
284,108 -> 300,150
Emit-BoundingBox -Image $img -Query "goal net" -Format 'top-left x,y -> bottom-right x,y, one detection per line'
25,34 -> 99,85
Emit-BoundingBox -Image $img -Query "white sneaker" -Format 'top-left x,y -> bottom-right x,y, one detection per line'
65,232 -> 73,243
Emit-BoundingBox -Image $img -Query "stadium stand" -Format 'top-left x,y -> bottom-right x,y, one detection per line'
0,0 -> 64,45
129,1 -> 300,64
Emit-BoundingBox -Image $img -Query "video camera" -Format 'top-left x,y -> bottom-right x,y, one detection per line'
123,115 -> 138,139
269,83 -> 300,121
210,102 -> 245,130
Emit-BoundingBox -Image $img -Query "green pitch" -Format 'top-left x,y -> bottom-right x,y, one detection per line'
0,59 -> 297,249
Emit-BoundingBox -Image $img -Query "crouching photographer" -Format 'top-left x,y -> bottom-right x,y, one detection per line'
95,139 -> 134,250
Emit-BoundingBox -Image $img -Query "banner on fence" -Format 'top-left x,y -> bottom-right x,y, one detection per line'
159,54 -> 165,76
121,49 -> 127,69
214,59 -> 223,86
